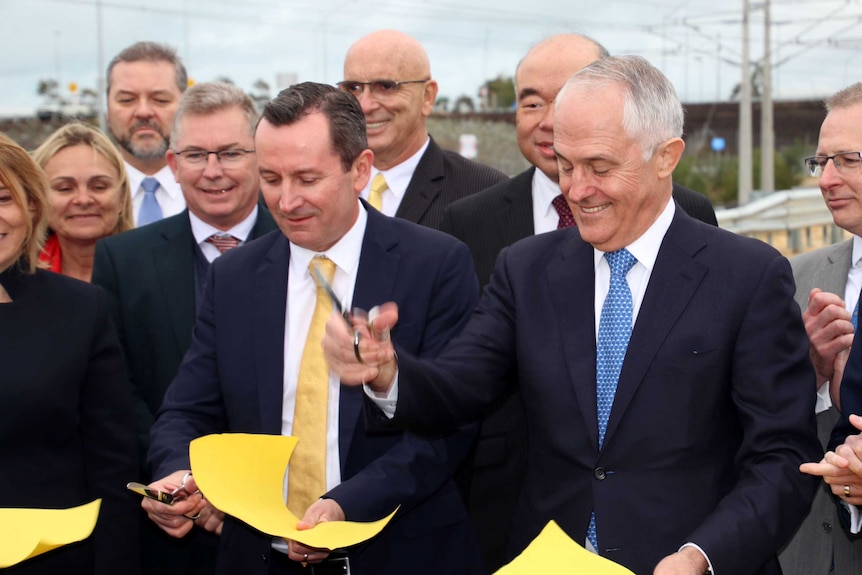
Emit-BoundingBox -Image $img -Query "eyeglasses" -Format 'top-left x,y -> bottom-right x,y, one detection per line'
173,148 -> 255,165
804,152 -> 862,177
336,79 -> 429,98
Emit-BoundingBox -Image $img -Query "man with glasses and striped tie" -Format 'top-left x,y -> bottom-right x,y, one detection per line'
338,30 -> 507,230
788,83 -> 862,574
92,82 -> 276,575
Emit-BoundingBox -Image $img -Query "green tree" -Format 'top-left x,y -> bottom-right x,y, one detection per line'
483,75 -> 515,110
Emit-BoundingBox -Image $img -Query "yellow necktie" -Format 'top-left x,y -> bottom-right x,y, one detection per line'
287,256 -> 335,517
369,173 -> 387,211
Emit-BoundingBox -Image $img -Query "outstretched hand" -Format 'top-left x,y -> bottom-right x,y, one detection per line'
800,414 -> 862,505
323,302 -> 399,393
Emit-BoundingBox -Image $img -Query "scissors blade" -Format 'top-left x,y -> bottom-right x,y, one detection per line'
309,261 -> 352,325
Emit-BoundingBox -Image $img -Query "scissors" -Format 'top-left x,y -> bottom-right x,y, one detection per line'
309,260 -> 377,364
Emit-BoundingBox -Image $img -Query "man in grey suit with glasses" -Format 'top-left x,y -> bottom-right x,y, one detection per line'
783,82 -> 862,575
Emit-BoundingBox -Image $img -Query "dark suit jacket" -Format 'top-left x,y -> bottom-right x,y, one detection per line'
393,136 -> 507,230
92,207 -> 277,472
148,208 -> 483,575
396,208 -> 821,575
439,167 -> 719,570
0,267 -> 139,575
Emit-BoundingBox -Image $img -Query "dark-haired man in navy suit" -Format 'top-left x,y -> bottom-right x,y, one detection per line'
143,82 -> 482,575
324,56 -> 820,575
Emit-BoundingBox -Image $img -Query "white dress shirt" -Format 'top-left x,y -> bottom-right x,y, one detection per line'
126,162 -> 186,223
188,205 -> 259,263
361,137 -> 430,217
271,202 -> 367,553
531,169 -> 565,235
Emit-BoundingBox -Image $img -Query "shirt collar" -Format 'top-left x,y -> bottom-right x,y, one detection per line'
289,200 -> 367,281
126,162 -> 181,200
532,169 -> 563,219
852,235 -> 862,268
367,136 -> 430,200
189,204 -> 259,245
593,197 -> 676,273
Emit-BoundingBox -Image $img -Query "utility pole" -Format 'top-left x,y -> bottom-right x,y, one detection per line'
739,0 -> 753,205
760,0 -> 775,193
96,0 -> 106,132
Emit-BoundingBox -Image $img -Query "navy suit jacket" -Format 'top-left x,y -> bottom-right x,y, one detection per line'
439,168 -> 719,570
148,207 -> 482,575
92,207 -> 277,473
396,207 -> 821,574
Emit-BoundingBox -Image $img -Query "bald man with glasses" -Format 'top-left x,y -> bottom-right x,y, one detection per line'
338,30 -> 507,230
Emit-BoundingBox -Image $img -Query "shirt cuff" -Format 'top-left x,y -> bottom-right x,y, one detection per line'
815,380 -> 833,414
680,542 -> 714,575
362,374 -> 399,419
840,500 -> 862,534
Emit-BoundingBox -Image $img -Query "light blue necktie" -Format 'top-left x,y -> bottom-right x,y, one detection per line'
587,248 -> 638,551
137,177 -> 163,226
853,299 -> 859,332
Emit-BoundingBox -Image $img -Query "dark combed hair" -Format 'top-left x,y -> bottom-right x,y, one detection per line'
261,82 -> 367,171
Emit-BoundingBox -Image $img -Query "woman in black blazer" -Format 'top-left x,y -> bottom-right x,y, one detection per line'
0,132 -> 140,575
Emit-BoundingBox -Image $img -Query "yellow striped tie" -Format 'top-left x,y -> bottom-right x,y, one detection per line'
287,256 -> 335,517
369,173 -> 387,211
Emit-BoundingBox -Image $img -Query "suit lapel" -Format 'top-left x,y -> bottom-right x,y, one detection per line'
823,240 -> 853,296
253,235 -> 291,435
498,167 -> 536,245
338,209 -> 400,467
153,215 -> 197,354
394,138 -> 444,224
603,213 -> 708,447
547,234 -> 601,450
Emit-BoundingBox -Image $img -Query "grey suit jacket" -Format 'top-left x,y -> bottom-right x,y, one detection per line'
393,136 -> 508,230
782,239 -> 862,575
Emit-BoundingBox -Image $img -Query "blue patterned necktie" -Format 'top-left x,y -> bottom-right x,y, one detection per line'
137,177 -> 163,226
853,299 -> 859,332
587,248 -> 638,551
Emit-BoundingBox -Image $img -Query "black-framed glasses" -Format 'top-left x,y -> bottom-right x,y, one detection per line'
173,148 -> 255,165
336,79 -> 429,98
804,152 -> 862,177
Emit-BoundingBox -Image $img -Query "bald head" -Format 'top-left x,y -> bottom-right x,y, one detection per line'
342,30 -> 438,170
345,30 -> 431,80
515,34 -> 608,180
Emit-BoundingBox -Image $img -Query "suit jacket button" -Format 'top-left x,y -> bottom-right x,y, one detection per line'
261,554 -> 269,564
822,521 -> 832,534
594,467 -> 607,480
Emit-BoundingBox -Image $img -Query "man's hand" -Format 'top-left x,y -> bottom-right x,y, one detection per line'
804,288 -> 854,391
654,546 -> 709,575
323,302 -> 399,393
141,470 -> 207,538
285,498 -> 345,564
801,414 -> 862,504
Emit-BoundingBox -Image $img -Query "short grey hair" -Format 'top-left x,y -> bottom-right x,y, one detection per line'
106,41 -> 187,96
825,82 -> 862,113
170,82 -> 258,147
557,55 -> 683,160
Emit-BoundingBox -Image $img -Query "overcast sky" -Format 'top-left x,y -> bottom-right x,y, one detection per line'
1,0 -> 860,115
